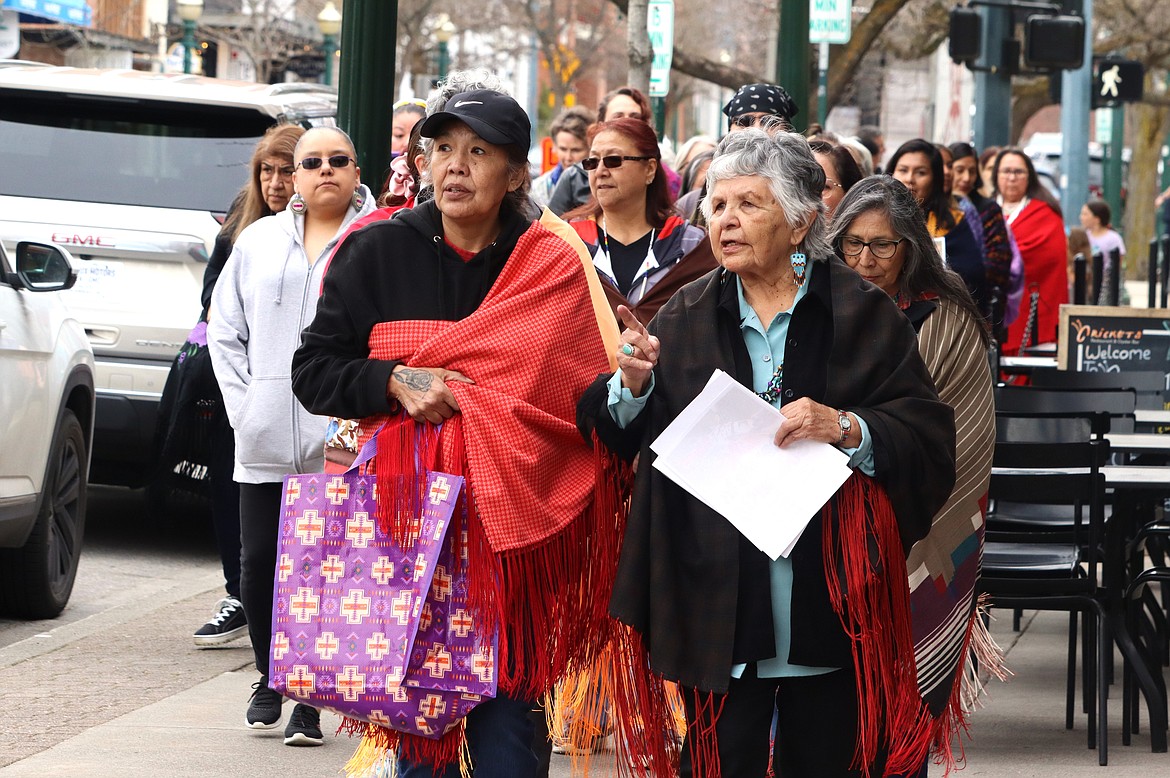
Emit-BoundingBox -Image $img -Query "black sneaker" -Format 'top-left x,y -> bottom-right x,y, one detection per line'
246,677 -> 283,729
283,703 -> 324,746
193,596 -> 248,648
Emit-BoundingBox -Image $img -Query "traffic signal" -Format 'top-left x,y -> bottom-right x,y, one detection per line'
1093,58 -> 1144,108
1023,14 -> 1084,70
949,7 -> 981,64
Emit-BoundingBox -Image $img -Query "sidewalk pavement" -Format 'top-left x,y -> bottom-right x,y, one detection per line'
2,608 -> 1167,777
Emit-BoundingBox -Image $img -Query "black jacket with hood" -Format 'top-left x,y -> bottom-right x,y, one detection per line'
291,199 -> 528,420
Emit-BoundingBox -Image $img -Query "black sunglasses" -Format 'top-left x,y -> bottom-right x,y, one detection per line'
296,155 -> 354,171
581,155 -> 653,171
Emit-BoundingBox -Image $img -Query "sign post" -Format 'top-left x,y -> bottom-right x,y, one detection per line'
647,0 -> 674,98
809,0 -> 851,127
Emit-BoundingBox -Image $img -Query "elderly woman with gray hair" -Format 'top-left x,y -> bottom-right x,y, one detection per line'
576,130 -> 956,777
830,175 -> 997,775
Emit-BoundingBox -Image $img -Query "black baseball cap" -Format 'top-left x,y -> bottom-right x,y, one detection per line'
419,89 -> 531,152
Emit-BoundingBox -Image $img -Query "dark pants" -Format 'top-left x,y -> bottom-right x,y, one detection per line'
680,664 -> 886,778
397,690 -> 540,778
209,417 -> 241,599
239,481 -> 283,676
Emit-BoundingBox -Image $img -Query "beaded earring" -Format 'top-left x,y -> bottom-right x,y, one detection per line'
289,193 -> 307,214
790,248 -> 808,286
352,188 -> 365,210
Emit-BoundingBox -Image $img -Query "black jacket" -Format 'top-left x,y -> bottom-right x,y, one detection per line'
577,258 -> 956,693
291,200 -> 528,419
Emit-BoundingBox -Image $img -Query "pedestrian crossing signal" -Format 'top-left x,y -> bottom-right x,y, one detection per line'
1093,58 -> 1143,109
1023,14 -> 1084,70
948,8 -> 981,65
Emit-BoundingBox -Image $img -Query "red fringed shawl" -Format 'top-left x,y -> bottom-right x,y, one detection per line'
344,217 -> 626,768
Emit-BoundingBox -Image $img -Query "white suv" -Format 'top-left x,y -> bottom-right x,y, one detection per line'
0,240 -> 94,618
0,62 -> 337,486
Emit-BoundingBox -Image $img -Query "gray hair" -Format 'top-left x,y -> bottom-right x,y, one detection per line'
425,68 -> 508,117
828,175 -> 988,343
701,128 -> 830,259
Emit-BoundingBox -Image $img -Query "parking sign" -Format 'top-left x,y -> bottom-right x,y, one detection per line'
648,0 -> 674,97
809,0 -> 852,45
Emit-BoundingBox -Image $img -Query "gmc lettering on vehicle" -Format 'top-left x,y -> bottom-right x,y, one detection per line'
52,233 -> 115,248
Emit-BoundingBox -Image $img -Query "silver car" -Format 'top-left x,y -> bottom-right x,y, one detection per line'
0,61 -> 337,486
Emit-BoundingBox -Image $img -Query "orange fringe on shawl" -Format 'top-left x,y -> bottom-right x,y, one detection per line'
341,423 -> 634,775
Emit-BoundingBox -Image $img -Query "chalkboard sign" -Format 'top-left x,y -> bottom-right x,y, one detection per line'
1058,305 -> 1170,376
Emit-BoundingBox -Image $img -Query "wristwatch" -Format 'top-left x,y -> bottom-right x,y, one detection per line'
837,409 -> 853,445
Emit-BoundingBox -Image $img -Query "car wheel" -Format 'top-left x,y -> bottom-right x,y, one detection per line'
0,410 -> 88,619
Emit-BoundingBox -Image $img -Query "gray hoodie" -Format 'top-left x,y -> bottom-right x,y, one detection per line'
207,185 -> 376,483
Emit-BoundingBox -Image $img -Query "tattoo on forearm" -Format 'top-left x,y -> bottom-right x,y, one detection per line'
394,368 -> 434,392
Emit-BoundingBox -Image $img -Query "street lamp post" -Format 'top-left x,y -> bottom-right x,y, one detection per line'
434,14 -> 455,83
177,0 -> 203,75
317,1 -> 342,87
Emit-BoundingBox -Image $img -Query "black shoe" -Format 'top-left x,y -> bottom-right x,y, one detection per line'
283,703 -> 324,746
193,596 -> 249,648
246,677 -> 283,729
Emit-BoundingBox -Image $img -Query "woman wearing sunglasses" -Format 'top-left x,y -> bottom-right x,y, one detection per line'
828,174 -> 995,778
207,126 -> 375,745
564,118 -> 716,325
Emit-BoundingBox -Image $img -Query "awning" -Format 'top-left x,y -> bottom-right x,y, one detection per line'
1,0 -> 92,27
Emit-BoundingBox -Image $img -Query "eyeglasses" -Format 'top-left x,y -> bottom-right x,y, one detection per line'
839,236 -> 905,259
296,155 -> 355,171
822,178 -> 842,195
582,155 -> 653,171
998,168 -> 1029,178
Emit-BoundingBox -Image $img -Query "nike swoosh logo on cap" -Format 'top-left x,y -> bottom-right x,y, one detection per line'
454,100 -> 484,107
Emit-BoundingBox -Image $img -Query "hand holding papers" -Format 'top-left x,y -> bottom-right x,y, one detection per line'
650,370 -> 852,560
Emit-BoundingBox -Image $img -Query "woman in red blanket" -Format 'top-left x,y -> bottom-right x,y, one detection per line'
994,148 -> 1068,353
292,90 -> 618,778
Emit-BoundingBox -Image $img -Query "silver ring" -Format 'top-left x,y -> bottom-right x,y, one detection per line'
621,343 -> 635,356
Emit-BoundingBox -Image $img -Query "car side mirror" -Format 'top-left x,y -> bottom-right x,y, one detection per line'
11,242 -> 78,292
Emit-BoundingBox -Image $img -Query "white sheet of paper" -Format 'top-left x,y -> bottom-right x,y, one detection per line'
650,370 -> 853,559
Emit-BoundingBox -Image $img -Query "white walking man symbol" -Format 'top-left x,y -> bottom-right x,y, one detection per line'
1101,65 -> 1121,98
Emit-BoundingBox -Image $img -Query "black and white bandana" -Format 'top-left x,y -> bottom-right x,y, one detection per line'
722,83 -> 798,121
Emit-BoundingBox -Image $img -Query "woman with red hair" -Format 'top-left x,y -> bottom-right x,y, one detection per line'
565,118 -> 716,325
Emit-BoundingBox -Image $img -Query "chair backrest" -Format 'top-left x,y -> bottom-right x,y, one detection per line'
990,438 -> 1110,576
996,412 -> 1093,444
1030,368 -> 1165,410
994,385 -> 1137,434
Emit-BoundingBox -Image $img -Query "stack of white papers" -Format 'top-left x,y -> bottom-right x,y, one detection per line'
650,370 -> 852,559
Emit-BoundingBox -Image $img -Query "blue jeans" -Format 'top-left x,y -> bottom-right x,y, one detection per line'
396,690 -> 539,778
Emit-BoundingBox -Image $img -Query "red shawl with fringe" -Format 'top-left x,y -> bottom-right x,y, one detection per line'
342,215 -> 628,770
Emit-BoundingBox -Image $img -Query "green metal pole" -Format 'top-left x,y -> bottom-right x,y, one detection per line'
182,19 -> 196,75
653,97 -> 666,141
322,34 -> 336,87
776,0 -> 811,132
438,40 -> 449,82
338,0 -> 397,195
1104,104 -> 1124,226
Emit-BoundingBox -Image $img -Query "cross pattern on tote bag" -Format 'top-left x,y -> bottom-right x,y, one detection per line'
271,468 -> 496,738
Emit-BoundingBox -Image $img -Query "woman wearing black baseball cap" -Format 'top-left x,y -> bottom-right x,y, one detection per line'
292,90 -> 626,777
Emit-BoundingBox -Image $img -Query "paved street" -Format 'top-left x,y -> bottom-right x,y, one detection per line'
2,485 -> 1169,776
